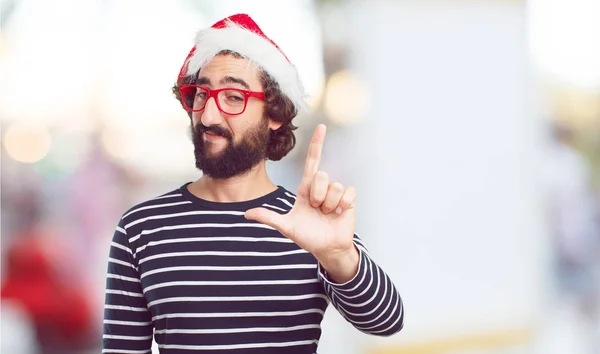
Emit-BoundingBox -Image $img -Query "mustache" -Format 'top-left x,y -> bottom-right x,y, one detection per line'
194,123 -> 233,140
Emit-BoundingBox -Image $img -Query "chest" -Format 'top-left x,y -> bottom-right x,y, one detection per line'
132,222 -> 325,319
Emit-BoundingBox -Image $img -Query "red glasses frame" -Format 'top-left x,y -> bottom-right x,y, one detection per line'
179,84 -> 265,116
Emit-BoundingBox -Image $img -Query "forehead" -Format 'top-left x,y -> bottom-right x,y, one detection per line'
197,54 -> 262,87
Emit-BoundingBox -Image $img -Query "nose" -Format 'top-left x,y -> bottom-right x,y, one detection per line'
199,96 -> 224,127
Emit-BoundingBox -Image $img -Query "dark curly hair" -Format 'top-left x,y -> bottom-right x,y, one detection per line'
172,51 -> 298,161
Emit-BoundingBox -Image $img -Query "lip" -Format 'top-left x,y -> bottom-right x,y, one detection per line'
203,131 -> 225,141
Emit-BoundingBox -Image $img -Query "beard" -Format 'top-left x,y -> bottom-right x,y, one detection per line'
191,119 -> 270,179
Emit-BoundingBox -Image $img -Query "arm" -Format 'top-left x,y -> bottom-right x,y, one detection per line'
243,125 -> 404,336
318,234 -> 404,336
103,219 -> 154,353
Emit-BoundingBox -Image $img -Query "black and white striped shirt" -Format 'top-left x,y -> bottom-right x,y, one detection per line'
103,183 -> 404,354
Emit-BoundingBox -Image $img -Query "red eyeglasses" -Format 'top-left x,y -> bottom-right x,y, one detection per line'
179,84 -> 265,115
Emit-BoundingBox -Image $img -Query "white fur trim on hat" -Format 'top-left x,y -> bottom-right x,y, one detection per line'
184,21 -> 308,112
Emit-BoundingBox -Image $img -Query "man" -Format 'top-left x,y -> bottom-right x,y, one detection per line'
103,14 -> 404,354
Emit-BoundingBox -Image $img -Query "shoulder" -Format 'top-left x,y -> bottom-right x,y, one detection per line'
278,186 -> 297,202
119,184 -> 190,227
260,186 -> 297,213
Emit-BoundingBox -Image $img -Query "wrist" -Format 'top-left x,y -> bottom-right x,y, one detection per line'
317,246 -> 360,284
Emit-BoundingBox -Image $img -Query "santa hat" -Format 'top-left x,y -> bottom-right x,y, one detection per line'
178,13 -> 307,111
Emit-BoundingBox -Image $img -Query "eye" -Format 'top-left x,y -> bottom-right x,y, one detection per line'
226,95 -> 243,102
223,90 -> 245,103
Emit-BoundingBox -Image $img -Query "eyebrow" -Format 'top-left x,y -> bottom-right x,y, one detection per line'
195,76 -> 251,90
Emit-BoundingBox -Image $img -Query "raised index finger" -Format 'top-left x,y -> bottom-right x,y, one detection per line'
302,124 -> 327,183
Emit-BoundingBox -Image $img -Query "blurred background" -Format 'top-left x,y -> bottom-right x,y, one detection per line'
1,0 -> 599,353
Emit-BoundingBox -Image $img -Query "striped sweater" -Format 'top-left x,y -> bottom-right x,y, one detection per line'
103,182 -> 404,353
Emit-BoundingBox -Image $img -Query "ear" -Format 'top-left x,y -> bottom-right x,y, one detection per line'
268,120 -> 283,131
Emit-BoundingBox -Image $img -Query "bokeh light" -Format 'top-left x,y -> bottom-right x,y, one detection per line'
3,121 -> 52,163
323,70 -> 371,126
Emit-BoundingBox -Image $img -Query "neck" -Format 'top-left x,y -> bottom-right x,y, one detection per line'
188,160 -> 278,203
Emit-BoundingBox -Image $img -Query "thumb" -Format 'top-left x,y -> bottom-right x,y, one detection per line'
245,207 -> 291,235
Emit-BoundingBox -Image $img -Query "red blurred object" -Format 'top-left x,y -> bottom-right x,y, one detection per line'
1,230 -> 95,351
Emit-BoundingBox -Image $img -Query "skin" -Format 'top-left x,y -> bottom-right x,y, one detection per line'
187,54 -> 359,283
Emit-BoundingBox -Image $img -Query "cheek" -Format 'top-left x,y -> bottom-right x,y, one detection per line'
227,117 -> 255,142
191,112 -> 202,126
236,106 -> 264,131
227,122 -> 246,143
248,102 -> 265,118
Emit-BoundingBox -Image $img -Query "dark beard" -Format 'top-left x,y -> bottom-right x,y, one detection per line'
191,120 -> 270,179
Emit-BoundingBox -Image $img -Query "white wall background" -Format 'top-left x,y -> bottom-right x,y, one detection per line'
316,1 -> 547,352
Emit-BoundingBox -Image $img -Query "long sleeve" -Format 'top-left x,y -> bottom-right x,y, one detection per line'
103,219 -> 154,353
317,234 -> 404,336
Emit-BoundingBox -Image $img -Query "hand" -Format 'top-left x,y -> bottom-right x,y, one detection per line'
245,124 -> 357,263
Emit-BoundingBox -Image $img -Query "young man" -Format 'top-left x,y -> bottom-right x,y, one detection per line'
103,14 -> 404,354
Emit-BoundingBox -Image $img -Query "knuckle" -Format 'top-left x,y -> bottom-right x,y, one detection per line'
340,193 -> 352,203
342,187 -> 356,203
310,193 -> 324,205
331,182 -> 344,192
323,197 -> 337,207
320,207 -> 333,214
310,188 -> 326,202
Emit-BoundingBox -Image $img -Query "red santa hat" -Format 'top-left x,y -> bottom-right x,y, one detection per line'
178,13 -> 307,111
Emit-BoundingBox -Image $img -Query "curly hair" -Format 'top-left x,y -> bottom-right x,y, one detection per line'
172,51 -> 298,161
